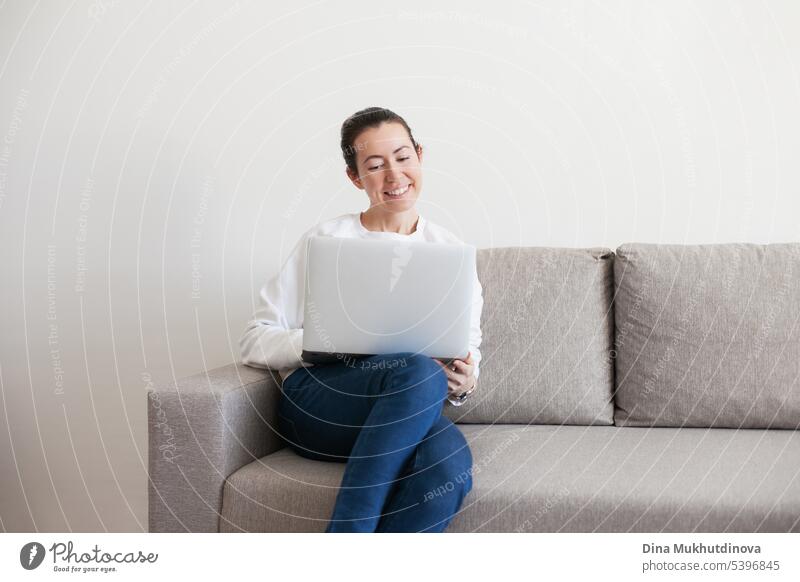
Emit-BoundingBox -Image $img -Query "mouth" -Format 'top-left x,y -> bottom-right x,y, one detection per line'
383,184 -> 412,198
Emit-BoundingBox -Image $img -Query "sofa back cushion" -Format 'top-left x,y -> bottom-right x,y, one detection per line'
444,246 -> 615,425
613,243 -> 800,428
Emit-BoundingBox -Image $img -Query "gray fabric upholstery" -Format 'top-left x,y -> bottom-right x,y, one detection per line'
220,424 -> 800,532
614,243 -> 800,428
443,246 -> 615,425
148,363 -> 285,532
149,243 -> 800,533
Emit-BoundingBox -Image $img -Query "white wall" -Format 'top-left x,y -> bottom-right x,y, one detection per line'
1,0 -> 799,531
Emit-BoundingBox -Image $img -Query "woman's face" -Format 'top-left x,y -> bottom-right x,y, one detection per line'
346,121 -> 423,213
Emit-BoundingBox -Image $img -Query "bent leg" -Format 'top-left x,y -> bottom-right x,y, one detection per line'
277,352 -> 449,532
324,353 -> 449,532
375,416 -> 473,533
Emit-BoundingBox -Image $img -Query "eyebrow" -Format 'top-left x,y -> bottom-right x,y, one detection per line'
363,145 -> 411,163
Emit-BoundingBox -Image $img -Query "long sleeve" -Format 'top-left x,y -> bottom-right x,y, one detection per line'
447,264 -> 484,407
469,269 -> 484,380
239,234 -> 308,371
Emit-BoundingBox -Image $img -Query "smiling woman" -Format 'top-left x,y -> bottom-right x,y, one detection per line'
341,107 -> 424,235
239,106 -> 484,533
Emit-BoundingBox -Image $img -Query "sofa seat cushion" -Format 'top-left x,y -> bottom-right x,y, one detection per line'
220,425 -> 800,532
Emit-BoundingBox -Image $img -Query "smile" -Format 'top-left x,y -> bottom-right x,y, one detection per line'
384,184 -> 411,197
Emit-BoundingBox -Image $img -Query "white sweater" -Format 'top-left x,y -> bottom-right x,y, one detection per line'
239,212 -> 484,406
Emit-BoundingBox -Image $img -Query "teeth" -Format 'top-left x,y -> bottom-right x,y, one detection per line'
385,185 -> 410,196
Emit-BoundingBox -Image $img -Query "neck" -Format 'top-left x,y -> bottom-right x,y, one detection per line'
360,207 -> 420,235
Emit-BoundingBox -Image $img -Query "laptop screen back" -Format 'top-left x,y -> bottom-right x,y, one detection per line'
302,236 -> 475,363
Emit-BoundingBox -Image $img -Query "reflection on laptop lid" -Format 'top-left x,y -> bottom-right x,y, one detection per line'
301,236 -> 475,365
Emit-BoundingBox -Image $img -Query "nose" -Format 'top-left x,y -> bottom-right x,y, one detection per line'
384,161 -> 403,183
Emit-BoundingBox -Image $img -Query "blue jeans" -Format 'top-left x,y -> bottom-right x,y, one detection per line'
277,352 -> 473,532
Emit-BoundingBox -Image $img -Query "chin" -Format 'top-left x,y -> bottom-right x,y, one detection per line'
373,198 -> 417,210
388,201 -> 416,212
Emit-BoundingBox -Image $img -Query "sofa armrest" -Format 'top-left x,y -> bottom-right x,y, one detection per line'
147,362 -> 284,532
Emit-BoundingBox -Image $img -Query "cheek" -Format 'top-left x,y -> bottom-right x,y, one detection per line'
362,174 -> 381,191
370,178 -> 386,193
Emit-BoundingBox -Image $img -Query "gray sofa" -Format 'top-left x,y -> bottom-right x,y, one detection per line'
148,243 -> 800,532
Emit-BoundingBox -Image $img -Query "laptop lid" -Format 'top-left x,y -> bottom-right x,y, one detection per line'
301,235 -> 475,364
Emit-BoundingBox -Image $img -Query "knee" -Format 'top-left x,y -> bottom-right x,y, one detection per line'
417,424 -> 473,493
383,352 -> 448,400
400,352 -> 448,387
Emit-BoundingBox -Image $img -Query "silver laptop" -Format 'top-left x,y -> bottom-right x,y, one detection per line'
301,235 -> 476,365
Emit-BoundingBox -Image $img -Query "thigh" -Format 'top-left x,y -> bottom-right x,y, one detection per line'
277,354 -> 407,461
278,352 -> 446,462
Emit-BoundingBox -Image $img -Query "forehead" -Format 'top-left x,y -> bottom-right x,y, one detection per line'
355,122 -> 411,161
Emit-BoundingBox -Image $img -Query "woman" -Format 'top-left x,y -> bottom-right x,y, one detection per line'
239,107 -> 484,533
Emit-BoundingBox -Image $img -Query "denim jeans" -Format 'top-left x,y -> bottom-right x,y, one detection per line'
277,352 -> 473,533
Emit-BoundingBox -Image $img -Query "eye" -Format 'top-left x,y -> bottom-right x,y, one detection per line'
367,156 -> 410,171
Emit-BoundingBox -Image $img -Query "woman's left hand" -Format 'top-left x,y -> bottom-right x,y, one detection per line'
433,351 -> 476,399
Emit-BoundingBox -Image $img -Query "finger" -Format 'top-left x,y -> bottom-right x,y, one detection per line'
452,359 -> 472,373
436,358 -> 457,372
434,360 -> 457,382
448,372 -> 467,388
433,359 -> 448,370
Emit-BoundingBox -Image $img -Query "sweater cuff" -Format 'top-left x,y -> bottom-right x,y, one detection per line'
447,394 -> 466,406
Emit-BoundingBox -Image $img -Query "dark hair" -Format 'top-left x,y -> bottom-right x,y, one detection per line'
340,107 -> 420,176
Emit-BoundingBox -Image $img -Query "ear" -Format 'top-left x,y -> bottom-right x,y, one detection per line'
416,143 -> 423,164
346,166 -> 364,190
